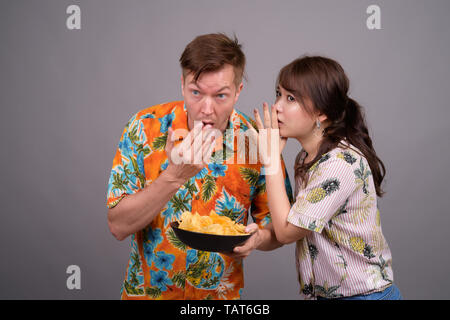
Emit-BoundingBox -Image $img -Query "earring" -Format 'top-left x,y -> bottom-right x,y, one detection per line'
315,119 -> 324,137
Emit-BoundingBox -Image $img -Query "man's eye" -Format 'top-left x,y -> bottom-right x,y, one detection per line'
287,95 -> 295,102
192,90 -> 200,95
217,94 -> 226,99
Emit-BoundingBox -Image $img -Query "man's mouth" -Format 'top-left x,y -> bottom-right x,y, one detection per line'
202,121 -> 214,129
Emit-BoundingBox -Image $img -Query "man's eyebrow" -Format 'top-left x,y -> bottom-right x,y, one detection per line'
216,86 -> 231,92
187,82 -> 199,88
187,84 -> 231,92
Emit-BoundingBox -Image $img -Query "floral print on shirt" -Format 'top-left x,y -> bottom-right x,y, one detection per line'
107,100 -> 293,300
288,143 -> 394,299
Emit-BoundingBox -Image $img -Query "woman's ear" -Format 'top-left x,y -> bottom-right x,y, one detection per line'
315,112 -> 328,124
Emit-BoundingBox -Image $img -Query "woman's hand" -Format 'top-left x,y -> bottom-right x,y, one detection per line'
253,102 -> 288,156
252,102 -> 287,174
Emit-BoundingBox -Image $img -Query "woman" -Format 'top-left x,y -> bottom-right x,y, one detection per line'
253,56 -> 402,300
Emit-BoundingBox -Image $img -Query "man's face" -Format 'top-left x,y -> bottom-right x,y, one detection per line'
182,64 -> 243,133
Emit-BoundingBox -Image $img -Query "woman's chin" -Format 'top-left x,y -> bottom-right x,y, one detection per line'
279,128 -> 289,139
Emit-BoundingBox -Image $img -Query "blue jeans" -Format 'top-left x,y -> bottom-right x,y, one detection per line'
317,284 -> 403,300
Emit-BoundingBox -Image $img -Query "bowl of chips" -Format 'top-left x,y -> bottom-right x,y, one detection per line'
170,211 -> 252,252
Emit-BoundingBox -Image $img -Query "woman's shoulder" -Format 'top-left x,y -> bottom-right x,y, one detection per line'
333,140 -> 366,165
304,141 -> 372,198
310,140 -> 366,172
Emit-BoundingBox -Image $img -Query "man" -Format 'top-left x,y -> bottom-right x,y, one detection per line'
106,33 -> 293,300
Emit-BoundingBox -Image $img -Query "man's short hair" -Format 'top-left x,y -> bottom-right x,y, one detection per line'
179,33 -> 246,87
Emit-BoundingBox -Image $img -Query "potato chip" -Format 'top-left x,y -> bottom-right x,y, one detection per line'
203,224 -> 224,235
177,211 -> 249,236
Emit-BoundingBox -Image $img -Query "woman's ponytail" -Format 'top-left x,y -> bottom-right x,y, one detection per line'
343,98 -> 386,197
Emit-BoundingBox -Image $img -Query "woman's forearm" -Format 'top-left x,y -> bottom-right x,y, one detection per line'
265,166 -> 292,242
255,223 -> 284,251
265,164 -> 310,244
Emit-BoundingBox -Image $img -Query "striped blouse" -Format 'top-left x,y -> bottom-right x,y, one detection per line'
288,141 -> 394,299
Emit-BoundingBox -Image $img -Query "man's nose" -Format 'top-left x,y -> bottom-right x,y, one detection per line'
200,97 -> 214,115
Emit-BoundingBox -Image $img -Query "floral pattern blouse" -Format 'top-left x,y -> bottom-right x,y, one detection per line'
288,141 -> 394,299
106,100 -> 293,300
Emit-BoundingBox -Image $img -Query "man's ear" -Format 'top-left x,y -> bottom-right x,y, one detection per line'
181,74 -> 185,95
234,82 -> 244,103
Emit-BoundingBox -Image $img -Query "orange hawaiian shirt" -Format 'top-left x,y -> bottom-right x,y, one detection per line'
107,101 -> 293,300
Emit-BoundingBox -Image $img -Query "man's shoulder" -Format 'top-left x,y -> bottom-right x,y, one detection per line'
134,100 -> 184,121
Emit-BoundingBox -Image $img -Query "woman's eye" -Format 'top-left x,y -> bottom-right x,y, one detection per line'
287,95 -> 295,102
217,94 -> 226,99
276,90 -> 281,97
192,90 -> 200,96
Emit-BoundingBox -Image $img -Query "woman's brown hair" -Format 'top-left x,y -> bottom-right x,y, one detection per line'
278,56 -> 386,197
179,33 -> 246,87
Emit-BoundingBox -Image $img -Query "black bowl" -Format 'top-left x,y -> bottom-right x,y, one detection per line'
170,221 -> 251,253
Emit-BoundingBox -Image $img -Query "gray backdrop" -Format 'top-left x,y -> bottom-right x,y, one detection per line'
1,0 -> 449,299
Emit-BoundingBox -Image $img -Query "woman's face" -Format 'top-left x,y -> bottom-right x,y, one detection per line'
273,85 -> 317,140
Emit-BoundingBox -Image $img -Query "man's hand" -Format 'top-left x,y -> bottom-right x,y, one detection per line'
223,224 -> 261,259
164,122 -> 215,184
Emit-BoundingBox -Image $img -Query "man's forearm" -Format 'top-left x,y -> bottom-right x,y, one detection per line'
107,168 -> 185,241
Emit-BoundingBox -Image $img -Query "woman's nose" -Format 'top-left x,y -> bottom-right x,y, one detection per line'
274,102 -> 283,112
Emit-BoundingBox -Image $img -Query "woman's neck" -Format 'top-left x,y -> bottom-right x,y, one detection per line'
297,134 -> 323,164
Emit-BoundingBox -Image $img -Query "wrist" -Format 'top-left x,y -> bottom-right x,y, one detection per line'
254,228 -> 268,249
264,164 -> 284,181
162,165 -> 186,187
263,155 -> 283,171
